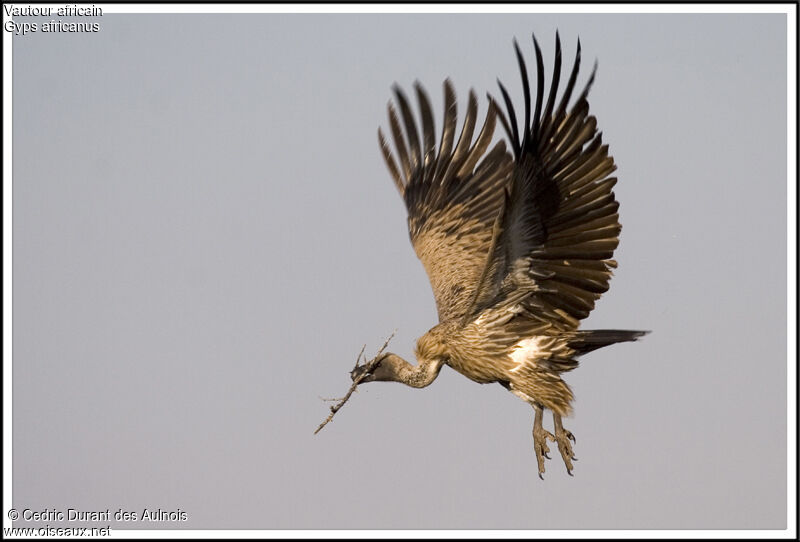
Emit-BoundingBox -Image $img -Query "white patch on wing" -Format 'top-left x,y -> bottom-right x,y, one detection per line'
473,311 -> 489,326
509,336 -> 550,373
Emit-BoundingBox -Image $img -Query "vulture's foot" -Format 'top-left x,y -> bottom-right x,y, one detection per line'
533,425 -> 555,479
553,413 -> 577,476
532,404 -> 555,479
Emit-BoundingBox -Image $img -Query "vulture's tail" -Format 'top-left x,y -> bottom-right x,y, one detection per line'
567,330 -> 650,356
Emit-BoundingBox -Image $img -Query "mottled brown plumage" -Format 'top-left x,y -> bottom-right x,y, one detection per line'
357,33 -> 648,477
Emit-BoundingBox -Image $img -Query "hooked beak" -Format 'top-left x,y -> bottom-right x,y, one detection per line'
350,354 -> 386,383
350,364 -> 372,382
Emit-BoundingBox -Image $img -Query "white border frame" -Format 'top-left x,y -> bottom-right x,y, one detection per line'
2,3 -> 796,539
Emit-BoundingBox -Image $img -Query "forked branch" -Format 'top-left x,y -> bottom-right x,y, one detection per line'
314,331 -> 396,435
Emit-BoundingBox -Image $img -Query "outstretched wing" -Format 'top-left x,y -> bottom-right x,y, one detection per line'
378,81 -> 514,322
469,33 -> 620,331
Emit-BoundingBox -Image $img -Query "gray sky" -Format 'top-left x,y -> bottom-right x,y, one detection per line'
10,11 -> 789,531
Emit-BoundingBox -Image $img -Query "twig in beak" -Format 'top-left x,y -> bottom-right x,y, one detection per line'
314,330 -> 396,435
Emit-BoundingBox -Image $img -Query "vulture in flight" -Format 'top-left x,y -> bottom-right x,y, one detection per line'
352,33 -> 648,477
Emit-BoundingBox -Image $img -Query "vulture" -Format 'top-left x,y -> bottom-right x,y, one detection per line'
352,33 -> 648,477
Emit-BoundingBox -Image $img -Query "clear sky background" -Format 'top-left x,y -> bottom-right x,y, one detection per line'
11,11 -> 788,530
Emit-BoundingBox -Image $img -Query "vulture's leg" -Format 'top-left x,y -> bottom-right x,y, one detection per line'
532,403 -> 555,479
553,412 -> 577,476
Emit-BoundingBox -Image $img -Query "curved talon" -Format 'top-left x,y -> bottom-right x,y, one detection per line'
557,440 -> 575,472
533,405 -> 557,479
551,413 -> 577,475
533,435 -> 552,478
